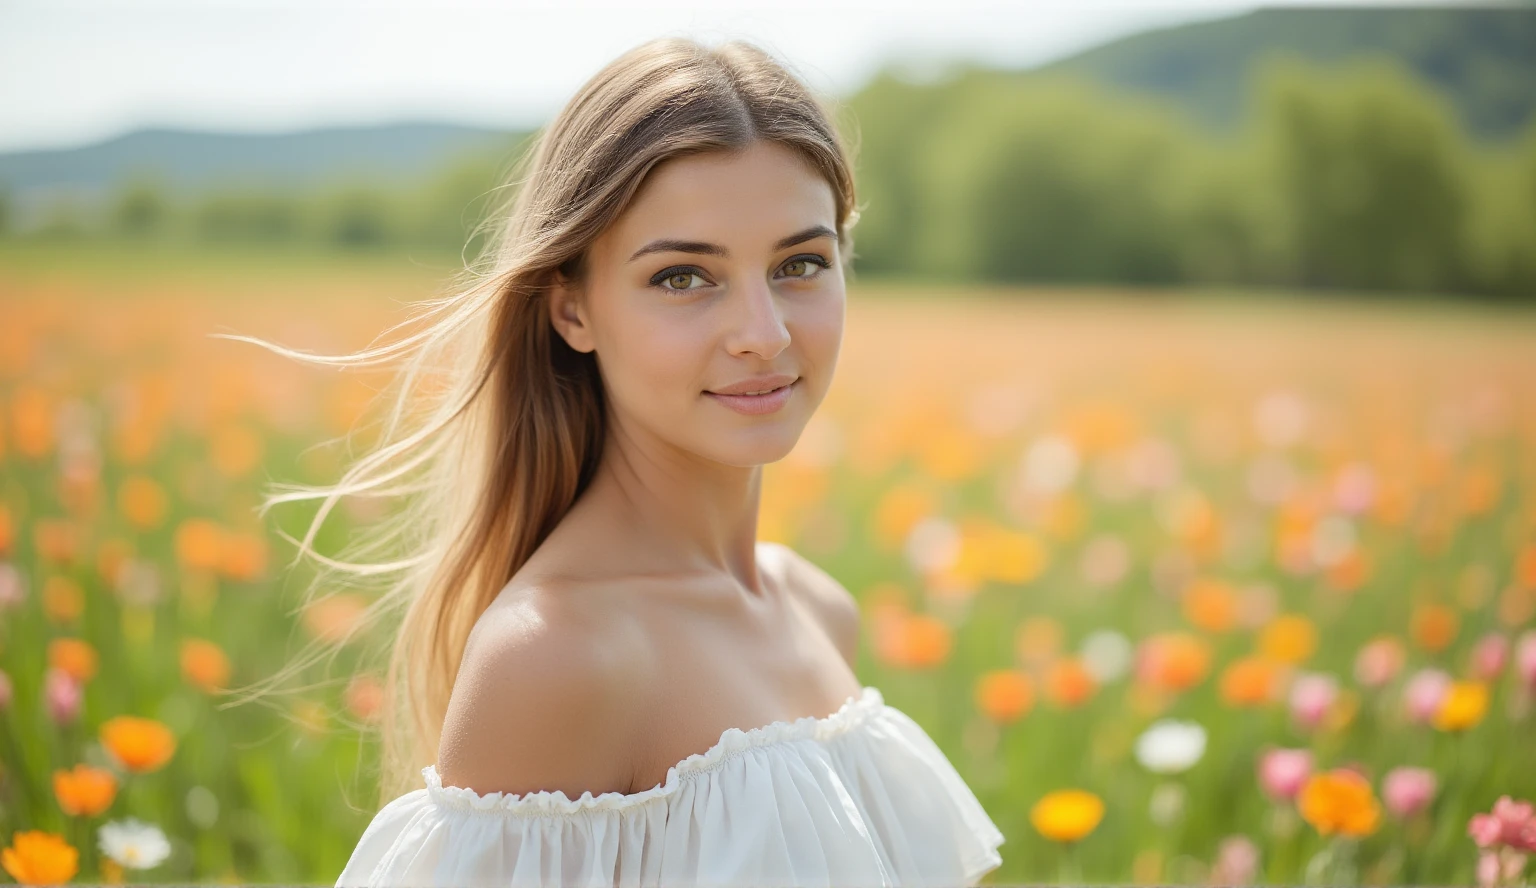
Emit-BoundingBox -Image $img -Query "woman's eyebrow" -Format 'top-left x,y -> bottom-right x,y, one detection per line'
626,224 -> 836,263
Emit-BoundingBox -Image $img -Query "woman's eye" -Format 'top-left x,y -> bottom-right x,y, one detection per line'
781,256 -> 829,279
653,269 -> 707,292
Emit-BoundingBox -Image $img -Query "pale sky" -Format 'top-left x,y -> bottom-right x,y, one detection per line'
0,0 -> 1438,153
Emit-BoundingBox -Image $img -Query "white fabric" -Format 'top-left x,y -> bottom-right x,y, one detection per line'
335,685 -> 1005,887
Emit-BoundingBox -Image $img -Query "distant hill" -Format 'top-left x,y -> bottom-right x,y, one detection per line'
0,122 -> 524,224
1041,6 -> 1536,138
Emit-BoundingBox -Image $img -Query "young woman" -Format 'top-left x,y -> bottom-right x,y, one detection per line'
262,35 -> 1004,888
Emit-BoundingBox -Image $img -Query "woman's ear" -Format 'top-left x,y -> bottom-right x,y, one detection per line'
547,272 -> 596,354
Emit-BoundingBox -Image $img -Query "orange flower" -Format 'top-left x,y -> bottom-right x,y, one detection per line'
301,594 -> 372,646
117,475 -> 168,530
875,612 -> 952,669
1516,544 -> 1536,591
1410,602 -> 1459,652
42,577 -> 83,624
1298,769 -> 1381,837
10,386 -> 56,459
1030,789 -> 1105,842
1431,681 -> 1488,732
1136,632 -> 1211,693
99,716 -> 176,773
1182,578 -> 1238,633
180,638 -> 231,693
1258,614 -> 1317,664
1044,657 -> 1097,707
1219,655 -> 1282,707
47,638 -> 97,683
52,764 -> 118,816
2,830 -> 78,886
975,670 -> 1034,723
173,519 -> 224,571
218,531 -> 268,582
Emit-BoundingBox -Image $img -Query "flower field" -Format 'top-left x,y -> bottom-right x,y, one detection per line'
1,249 -> 1534,885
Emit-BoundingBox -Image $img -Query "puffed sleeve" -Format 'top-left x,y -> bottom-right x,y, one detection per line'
334,768 -> 671,888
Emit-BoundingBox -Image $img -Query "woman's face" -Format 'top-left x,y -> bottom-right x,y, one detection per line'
549,139 -> 845,468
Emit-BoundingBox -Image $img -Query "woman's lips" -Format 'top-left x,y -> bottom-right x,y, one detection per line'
705,379 -> 796,415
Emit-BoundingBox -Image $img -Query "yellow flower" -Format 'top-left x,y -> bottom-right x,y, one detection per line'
1030,789 -> 1105,843
1258,614 -> 1317,664
1432,681 -> 1488,732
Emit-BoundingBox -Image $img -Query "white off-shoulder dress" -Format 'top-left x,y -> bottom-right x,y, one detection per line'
335,685 -> 1005,887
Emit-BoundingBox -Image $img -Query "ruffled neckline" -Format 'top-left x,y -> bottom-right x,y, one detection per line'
423,685 -> 885,816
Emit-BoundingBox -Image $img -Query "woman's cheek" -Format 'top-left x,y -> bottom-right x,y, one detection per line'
629,311 -> 708,396
797,288 -> 845,386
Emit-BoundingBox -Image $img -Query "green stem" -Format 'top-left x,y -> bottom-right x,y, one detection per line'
0,713 -> 42,817
1060,841 -> 1082,886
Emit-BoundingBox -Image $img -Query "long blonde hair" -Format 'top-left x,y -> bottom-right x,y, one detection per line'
218,36 -> 861,808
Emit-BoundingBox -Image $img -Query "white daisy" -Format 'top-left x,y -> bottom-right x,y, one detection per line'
98,817 -> 172,870
1134,718 -> 1207,774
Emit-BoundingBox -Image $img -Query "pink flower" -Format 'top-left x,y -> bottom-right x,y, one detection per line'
45,667 -> 81,724
1210,835 -> 1260,886
1405,667 -> 1452,724
1477,848 -> 1528,888
1289,672 -> 1339,730
1258,747 -> 1313,802
1354,636 -> 1405,688
1383,766 -> 1437,818
0,562 -> 23,611
1471,633 -> 1510,682
1468,796 -> 1536,851
1516,631 -> 1536,689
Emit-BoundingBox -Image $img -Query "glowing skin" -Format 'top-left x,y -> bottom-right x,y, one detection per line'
551,140 -> 843,469
544,139 -> 845,594
441,141 -> 859,799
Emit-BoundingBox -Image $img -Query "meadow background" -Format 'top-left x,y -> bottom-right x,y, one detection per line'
2,6 -> 1536,886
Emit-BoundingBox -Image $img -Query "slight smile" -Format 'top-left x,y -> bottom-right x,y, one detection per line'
704,379 -> 799,415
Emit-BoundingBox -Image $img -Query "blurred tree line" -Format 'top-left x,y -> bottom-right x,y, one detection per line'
4,56 -> 1534,299
847,56 -> 1536,299
0,139 -> 531,265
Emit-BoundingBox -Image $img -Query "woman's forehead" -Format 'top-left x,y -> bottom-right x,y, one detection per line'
606,144 -> 836,251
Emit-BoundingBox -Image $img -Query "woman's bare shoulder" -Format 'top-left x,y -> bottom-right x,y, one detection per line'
761,541 -> 861,669
434,581 -> 649,800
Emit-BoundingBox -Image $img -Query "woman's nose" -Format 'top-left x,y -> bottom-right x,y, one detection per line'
727,278 -> 791,358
